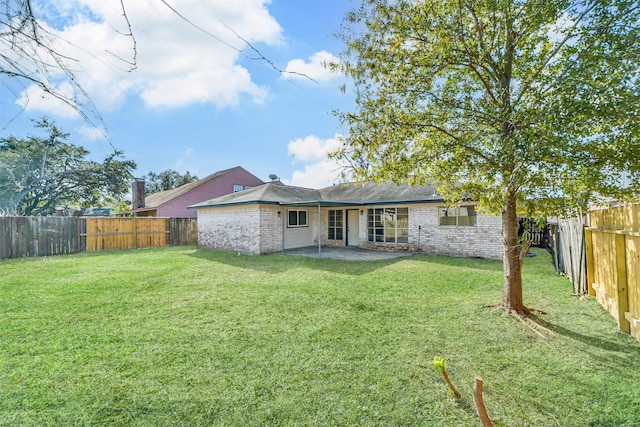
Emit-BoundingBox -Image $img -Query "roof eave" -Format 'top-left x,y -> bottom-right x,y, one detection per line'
188,200 -> 281,210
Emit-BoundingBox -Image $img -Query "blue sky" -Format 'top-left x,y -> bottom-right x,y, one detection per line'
1,0 -> 357,188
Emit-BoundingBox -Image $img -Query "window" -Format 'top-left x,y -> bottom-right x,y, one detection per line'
328,210 -> 343,240
367,207 -> 408,243
288,209 -> 308,227
439,205 -> 477,226
233,185 -> 243,193
244,185 -> 252,190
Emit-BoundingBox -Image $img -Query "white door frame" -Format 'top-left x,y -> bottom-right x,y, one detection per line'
347,209 -> 360,247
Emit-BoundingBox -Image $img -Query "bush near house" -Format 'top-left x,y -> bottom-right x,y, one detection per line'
1,247 -> 639,426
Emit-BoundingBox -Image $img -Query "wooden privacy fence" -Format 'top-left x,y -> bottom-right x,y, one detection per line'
167,217 -> 198,246
83,217 -> 167,251
548,216 -> 588,295
586,204 -> 640,341
0,217 -> 197,259
83,217 -> 198,250
0,216 -> 82,259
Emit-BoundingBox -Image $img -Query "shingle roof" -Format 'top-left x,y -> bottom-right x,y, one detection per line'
319,182 -> 443,204
188,181 -> 444,209
144,166 -> 239,208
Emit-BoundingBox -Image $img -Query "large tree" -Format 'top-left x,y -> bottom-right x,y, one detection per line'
334,0 -> 640,315
144,169 -> 199,195
0,118 -> 136,215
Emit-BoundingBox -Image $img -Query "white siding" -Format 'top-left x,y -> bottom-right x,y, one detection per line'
283,208 -> 314,249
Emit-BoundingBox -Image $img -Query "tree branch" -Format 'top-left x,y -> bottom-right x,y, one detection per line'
160,0 -> 317,83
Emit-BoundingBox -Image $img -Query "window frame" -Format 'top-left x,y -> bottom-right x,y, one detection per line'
287,209 -> 308,228
367,207 -> 409,244
328,209 -> 344,241
438,205 -> 477,227
233,184 -> 243,193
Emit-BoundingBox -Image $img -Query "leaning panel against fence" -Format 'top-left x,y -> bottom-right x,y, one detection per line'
587,204 -> 640,341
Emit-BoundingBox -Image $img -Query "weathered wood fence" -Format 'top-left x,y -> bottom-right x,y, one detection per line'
586,204 -> 640,341
0,217 -> 82,259
0,217 -> 197,260
548,216 -> 588,295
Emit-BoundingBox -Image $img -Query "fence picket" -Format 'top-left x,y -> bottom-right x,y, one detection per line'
588,203 -> 640,341
0,216 -> 197,259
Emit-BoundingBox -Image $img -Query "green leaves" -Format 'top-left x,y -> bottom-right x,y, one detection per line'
433,356 -> 447,374
0,118 -> 136,215
144,169 -> 199,195
335,0 -> 640,214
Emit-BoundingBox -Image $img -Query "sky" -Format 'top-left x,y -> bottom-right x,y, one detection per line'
0,0 -> 358,189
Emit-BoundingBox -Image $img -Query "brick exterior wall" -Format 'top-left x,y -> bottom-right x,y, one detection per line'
197,206 -> 261,253
197,202 -> 502,259
406,204 -> 502,259
259,206 -> 284,254
197,205 -> 280,254
359,204 -> 503,260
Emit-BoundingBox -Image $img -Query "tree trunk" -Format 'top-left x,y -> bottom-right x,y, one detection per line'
501,191 -> 529,315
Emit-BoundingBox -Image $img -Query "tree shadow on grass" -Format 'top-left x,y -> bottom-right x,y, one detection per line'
408,253 -> 504,273
187,248 -> 404,276
531,315 -> 640,357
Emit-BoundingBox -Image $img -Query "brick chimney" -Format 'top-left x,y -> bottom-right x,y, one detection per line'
132,178 -> 145,210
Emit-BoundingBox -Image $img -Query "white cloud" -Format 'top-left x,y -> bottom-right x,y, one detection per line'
283,50 -> 341,82
17,82 -> 79,118
77,125 -> 107,141
20,0 -> 283,115
285,133 -> 351,188
287,134 -> 344,163
287,160 -> 346,188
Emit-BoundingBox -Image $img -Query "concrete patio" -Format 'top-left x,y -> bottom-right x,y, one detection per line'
285,246 -> 413,261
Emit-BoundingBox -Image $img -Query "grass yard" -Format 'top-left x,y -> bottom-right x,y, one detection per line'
1,247 -> 639,426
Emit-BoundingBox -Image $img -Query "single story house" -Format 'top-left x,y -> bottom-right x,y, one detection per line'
189,181 -> 503,259
127,166 -> 266,218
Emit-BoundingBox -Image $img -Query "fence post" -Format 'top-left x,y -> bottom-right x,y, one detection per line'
134,217 -> 138,249
31,216 -> 40,257
615,233 -> 630,333
584,229 -> 596,296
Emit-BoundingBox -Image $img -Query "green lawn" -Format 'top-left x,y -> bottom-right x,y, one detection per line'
1,247 -> 639,426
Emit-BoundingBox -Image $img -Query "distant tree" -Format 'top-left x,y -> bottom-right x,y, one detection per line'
0,118 -> 136,215
144,169 -> 199,194
333,0 -> 640,316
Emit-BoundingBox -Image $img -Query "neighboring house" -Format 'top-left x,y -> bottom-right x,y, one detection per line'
189,181 -> 503,259
131,166 -> 265,218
